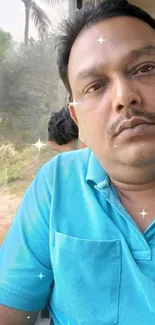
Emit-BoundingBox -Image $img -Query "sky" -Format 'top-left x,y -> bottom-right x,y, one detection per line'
0,0 -> 69,42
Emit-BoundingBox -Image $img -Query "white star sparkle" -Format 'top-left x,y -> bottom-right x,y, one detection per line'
37,272 -> 45,280
27,316 -> 31,319
33,139 -> 46,152
97,36 -> 106,44
139,209 -> 148,219
70,101 -> 79,108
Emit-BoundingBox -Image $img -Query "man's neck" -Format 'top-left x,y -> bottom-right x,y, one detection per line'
110,178 -> 155,232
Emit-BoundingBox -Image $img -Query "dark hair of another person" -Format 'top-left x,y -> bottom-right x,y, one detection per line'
48,105 -> 78,145
55,0 -> 155,98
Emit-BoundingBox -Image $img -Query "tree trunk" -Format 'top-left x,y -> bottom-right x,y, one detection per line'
24,6 -> 30,46
95,0 -> 101,4
77,0 -> 83,9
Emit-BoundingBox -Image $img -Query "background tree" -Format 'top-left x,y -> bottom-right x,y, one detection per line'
22,0 -> 52,45
0,29 -> 12,62
0,35 -> 60,146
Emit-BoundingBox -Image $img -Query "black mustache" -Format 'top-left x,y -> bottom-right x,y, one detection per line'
107,109 -> 155,136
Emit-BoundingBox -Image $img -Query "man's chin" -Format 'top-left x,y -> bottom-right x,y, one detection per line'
122,151 -> 155,167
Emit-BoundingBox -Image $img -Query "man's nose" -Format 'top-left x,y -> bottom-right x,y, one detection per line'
112,77 -> 141,112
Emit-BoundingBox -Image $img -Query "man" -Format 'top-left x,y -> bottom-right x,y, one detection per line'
1,0 -> 155,324
48,106 -> 79,153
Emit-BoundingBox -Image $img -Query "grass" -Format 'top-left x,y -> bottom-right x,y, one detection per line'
0,143 -> 55,196
0,143 -> 55,244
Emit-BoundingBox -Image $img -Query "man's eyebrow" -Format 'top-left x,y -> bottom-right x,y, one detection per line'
75,45 -> 155,82
75,64 -> 106,82
128,44 -> 155,60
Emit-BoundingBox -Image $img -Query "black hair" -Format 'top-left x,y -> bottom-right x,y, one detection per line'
56,0 -> 155,97
48,105 -> 78,145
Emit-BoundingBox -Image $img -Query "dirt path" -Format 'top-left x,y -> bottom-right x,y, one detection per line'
0,189 -> 21,243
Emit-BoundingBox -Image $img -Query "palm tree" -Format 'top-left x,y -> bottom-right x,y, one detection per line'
77,0 -> 83,9
22,0 -> 57,46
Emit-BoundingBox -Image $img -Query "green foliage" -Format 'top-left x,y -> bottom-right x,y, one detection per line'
0,29 -> 12,62
0,36 -> 63,146
0,34 -> 67,195
0,142 -> 54,189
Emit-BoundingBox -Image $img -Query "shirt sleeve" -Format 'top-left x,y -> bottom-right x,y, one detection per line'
0,163 -> 53,311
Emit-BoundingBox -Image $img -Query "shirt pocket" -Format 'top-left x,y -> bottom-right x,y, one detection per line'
51,231 -> 121,325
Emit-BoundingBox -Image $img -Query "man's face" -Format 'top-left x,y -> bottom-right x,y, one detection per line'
68,17 -> 155,181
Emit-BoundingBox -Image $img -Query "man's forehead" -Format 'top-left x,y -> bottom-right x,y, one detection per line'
71,16 -> 154,48
68,16 -> 155,82
74,44 -> 155,82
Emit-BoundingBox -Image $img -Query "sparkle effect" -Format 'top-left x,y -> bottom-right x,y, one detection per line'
114,145 -> 117,148
70,101 -> 79,108
37,272 -> 45,280
139,209 -> 148,219
27,316 -> 31,319
97,36 -> 106,45
33,139 -> 46,152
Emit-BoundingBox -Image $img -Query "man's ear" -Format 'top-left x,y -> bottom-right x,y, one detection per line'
68,103 -> 79,126
68,103 -> 85,143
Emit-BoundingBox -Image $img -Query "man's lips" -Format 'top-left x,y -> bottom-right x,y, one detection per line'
115,117 -> 155,136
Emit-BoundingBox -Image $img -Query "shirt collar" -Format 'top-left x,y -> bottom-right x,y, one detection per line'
86,150 -> 108,185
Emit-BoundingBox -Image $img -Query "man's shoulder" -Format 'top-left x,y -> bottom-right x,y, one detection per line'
37,148 -> 106,191
42,148 -> 91,176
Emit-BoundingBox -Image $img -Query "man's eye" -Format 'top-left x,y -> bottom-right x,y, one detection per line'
85,82 -> 106,94
131,64 -> 155,76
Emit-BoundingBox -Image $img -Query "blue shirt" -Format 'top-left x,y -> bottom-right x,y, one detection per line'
0,148 -> 155,325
